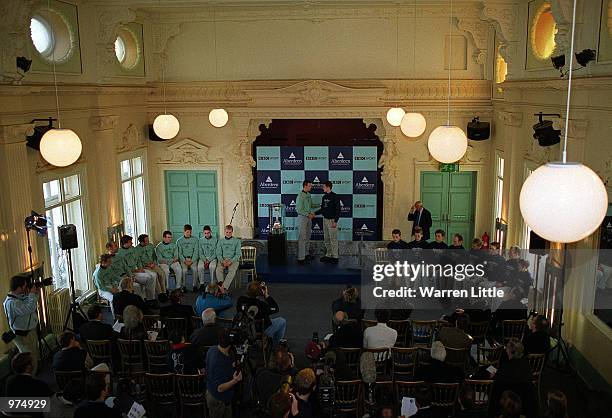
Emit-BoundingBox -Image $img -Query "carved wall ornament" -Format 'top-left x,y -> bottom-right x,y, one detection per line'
524,139 -> 558,165
497,110 -> 523,127
90,115 -> 119,132
116,123 -> 146,152
0,0 -> 35,82
157,138 -> 217,164
95,7 -> 137,78
456,14 -> 491,66
481,1 -> 520,63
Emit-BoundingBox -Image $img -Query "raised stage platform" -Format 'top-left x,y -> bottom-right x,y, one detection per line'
255,254 -> 363,285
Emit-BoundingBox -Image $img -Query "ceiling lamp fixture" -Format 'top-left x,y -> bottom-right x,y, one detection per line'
208,7 -> 228,128
39,0 -> 81,167
520,0 -> 608,243
427,0 -> 467,163
153,1 -> 180,140
400,0 -> 427,138
386,11 -> 405,127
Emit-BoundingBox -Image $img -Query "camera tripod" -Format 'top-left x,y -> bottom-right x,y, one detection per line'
62,248 -> 87,332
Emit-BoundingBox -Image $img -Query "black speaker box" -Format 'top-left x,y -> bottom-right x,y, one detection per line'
58,224 -> 78,250
529,231 -> 549,254
467,120 -> 490,140
148,125 -> 166,142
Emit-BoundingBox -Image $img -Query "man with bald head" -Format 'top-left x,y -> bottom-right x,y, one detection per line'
328,311 -> 362,349
408,200 -> 432,240
190,308 -> 220,348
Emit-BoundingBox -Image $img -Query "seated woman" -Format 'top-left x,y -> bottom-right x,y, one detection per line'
331,286 -> 363,322
524,314 -> 550,355
120,305 -> 149,341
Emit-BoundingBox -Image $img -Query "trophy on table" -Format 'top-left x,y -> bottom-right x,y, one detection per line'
268,203 -> 286,235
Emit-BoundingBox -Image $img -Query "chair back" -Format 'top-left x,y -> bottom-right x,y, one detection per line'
144,340 -> 171,373
86,339 -> 113,368
334,380 -> 362,414
117,338 -> 144,373
430,382 -> 460,408
336,347 -> 361,377
394,381 -> 427,413
411,320 -> 436,346
192,315 -> 203,330
54,370 -> 84,391
177,374 -> 207,405
145,373 -> 176,405
527,353 -> 546,383
217,317 -> 234,328
143,314 -> 160,331
388,319 -> 410,347
361,319 -> 377,332
241,246 -> 257,264
417,346 -> 432,367
466,321 -> 489,344
374,248 -> 389,263
127,372 -> 148,404
391,347 -> 418,380
364,347 -> 391,378
444,347 -> 470,370
502,319 -> 527,343
463,379 -> 494,409
163,317 -> 189,339
476,344 -> 504,368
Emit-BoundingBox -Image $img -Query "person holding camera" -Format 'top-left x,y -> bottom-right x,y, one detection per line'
195,282 -> 233,317
237,281 -> 287,345
206,328 -> 242,418
3,275 -> 40,375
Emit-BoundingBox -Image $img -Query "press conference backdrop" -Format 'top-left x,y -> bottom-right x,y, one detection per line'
256,146 -> 378,241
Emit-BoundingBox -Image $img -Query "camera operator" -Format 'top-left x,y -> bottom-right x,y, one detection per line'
195,281 -> 233,317
206,328 -> 242,418
3,275 -> 40,375
237,281 -> 286,345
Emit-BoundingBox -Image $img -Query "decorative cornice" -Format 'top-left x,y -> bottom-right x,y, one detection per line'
0,123 -> 35,145
95,7 -> 137,81
90,115 -> 119,131
0,84 -> 151,97
559,117 -> 589,140
481,0 -> 519,43
156,137 -> 220,164
116,123 -> 146,152
502,77 -> 612,91
497,110 -> 523,127
456,12 -> 491,66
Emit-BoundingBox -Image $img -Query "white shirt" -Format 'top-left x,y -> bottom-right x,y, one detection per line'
363,323 -> 398,349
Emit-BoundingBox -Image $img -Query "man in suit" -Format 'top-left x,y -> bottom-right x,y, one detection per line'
190,308 -> 220,348
328,311 -> 362,349
79,305 -> 115,345
407,200 -> 432,240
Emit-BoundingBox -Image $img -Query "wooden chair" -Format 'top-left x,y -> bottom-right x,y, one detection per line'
394,381 -> 427,413
239,246 -> 257,286
143,314 -> 160,331
411,320 -> 436,347
374,247 -> 389,264
145,373 -> 177,417
334,380 -> 362,418
391,347 -> 418,381
366,380 -> 394,413
463,379 -> 494,409
177,374 -> 207,418
417,346 -> 432,367
126,372 -> 148,405
163,317 -> 189,340
501,319 -> 527,344
476,344 -> 504,368
388,319 -> 410,347
54,370 -> 84,392
216,317 -> 234,328
144,340 -> 170,373
465,321 -> 490,345
527,353 -> 546,396
444,347 -> 470,371
364,348 -> 391,380
192,315 -> 203,330
86,339 -> 113,369
431,382 -> 460,414
362,319 -> 377,332
117,338 -> 144,374
335,347 -> 362,378
198,344 -> 214,363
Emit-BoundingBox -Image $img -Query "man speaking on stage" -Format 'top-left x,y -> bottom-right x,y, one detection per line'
315,181 -> 341,264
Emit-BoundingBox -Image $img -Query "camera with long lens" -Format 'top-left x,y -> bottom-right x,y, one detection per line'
317,352 -> 336,412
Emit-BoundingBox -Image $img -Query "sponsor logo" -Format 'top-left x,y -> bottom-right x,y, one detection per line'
354,203 -> 375,208
258,156 -> 279,161
305,156 -> 325,160
260,178 -> 279,188
331,152 -> 351,165
282,179 -> 301,184
289,152 -> 296,159
282,152 -> 303,166
313,224 -> 321,230
354,156 -> 375,160
355,175 -> 375,190
333,179 -> 351,185
313,176 -> 321,183
361,224 -> 369,230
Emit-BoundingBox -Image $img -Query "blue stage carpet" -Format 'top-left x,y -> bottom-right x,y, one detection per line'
255,254 -> 362,285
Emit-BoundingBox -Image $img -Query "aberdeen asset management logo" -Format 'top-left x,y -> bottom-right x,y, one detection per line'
331,152 -> 351,166
282,152 -> 303,166
260,175 -> 279,189
355,174 -> 375,191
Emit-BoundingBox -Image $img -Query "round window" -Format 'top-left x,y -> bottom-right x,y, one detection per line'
29,9 -> 74,63
115,28 -> 140,70
30,16 -> 54,57
530,3 -> 557,60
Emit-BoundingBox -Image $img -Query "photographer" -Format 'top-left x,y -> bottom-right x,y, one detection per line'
3,275 -> 40,375
195,282 -> 233,317
206,328 -> 242,418
237,281 -> 286,345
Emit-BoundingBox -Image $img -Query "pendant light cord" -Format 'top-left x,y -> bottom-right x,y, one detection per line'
48,0 -> 61,128
447,0 -> 453,126
395,8 -> 400,106
562,0 -> 577,164
214,7 -> 219,81
159,0 -> 167,114
412,0 -> 417,112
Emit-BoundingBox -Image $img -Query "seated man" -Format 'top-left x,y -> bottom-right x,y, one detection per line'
190,308 -> 220,348
216,225 -> 242,289
414,341 -> 464,383
386,229 -> 410,250
255,348 -> 296,407
195,282 -> 233,317
328,311 -> 362,349
292,368 -> 318,418
112,276 -> 148,318
136,233 -> 167,296
197,225 -> 218,284
160,289 -> 196,337
92,254 -> 121,315
117,235 -> 157,304
176,224 -> 200,292
6,352 -> 54,402
269,391 -> 297,418
79,305 -> 115,346
331,286 -> 363,322
155,230 -> 183,290
524,314 -> 550,355
363,308 -> 397,350
449,233 -> 465,250
428,229 -> 449,249
167,330 -> 204,375
74,372 -> 122,418
437,315 -> 473,350
53,331 -> 93,371
407,226 -> 428,249
237,281 -> 286,345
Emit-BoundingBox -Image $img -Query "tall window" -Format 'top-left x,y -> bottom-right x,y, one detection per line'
493,154 -> 505,230
120,156 -> 147,239
43,174 -> 89,292
522,166 -> 535,249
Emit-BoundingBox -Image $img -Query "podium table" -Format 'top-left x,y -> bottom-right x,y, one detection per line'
267,232 -> 287,265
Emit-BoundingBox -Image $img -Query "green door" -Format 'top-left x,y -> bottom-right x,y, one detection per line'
165,171 -> 219,239
420,171 -> 476,243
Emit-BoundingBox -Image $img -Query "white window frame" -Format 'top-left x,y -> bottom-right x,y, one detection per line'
521,162 -> 538,249
40,166 -> 92,293
119,153 -> 150,240
492,151 -> 505,233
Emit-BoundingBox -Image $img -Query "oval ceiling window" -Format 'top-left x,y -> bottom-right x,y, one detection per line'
530,3 -> 557,60
30,9 -> 74,63
30,16 -> 54,57
115,28 -> 140,70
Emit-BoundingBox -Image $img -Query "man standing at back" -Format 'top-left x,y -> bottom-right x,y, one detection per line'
407,200 -> 432,240
216,225 -> 241,289
198,225 -> 218,284
155,231 -> 183,290
296,180 -> 318,265
315,181 -> 341,264
177,224 -> 199,292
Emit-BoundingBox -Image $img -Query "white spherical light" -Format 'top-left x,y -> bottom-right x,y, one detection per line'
427,125 -> 468,163
209,108 -> 229,128
39,129 -> 82,167
386,107 -> 405,127
520,162 -> 608,243
153,114 -> 180,140
400,112 -> 427,138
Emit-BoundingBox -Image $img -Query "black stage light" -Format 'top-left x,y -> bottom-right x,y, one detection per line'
24,211 -> 48,237
575,49 -> 596,67
16,56 -> 32,73
467,117 -> 490,141
532,112 -> 561,147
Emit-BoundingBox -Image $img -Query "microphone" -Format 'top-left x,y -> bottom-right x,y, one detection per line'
360,351 -> 377,384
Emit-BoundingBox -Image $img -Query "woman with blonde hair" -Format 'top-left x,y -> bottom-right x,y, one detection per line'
331,285 -> 363,321
120,305 -> 148,341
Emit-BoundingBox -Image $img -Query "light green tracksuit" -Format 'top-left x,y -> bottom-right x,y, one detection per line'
216,236 -> 242,288
296,189 -> 319,260
198,236 -> 219,283
177,235 -> 200,286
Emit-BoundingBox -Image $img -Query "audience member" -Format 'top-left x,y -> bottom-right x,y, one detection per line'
524,314 -> 550,355
492,287 -> 528,333
160,288 -> 196,337
5,352 -> 54,409
510,259 -> 533,295
120,305 -> 149,341
136,233 -> 167,296
167,330 -> 204,374
497,390 -> 522,418
387,229 -> 410,250
428,229 -> 448,249
506,246 -> 521,272
328,311 -> 362,349
407,226 -> 428,249
237,281 -> 286,345
449,233 -> 465,250
191,308 -> 221,348
437,315 -> 473,350
206,328 -> 242,418
92,254 -> 121,316
363,308 -> 397,349
53,331 -> 92,371
79,305 -> 115,346
544,390 -> 569,418
292,368 -> 317,417
255,347 -> 297,405
487,242 -> 509,284
331,286 -> 363,321
414,341 -> 464,383
269,391 -> 297,418
195,282 -> 232,317
112,276 -> 148,318
74,372 -> 122,418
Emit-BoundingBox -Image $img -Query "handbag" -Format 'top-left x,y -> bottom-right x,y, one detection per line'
2,294 -> 30,343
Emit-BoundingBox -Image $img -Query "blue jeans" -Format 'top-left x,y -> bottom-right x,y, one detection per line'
264,317 -> 286,344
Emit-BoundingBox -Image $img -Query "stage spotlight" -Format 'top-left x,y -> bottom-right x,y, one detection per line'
575,49 -> 596,67
466,117 -> 490,141
551,54 -> 565,71
532,112 -> 561,147
16,56 -> 32,73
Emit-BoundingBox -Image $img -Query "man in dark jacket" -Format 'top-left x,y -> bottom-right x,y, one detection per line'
407,227 -> 429,249
237,281 -> 286,345
407,200 -> 432,240
79,305 -> 115,345
315,181 -> 341,264
328,311 -> 362,349
190,308 -> 221,348
160,289 -> 196,337
414,341 -> 464,383
112,276 -> 148,318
